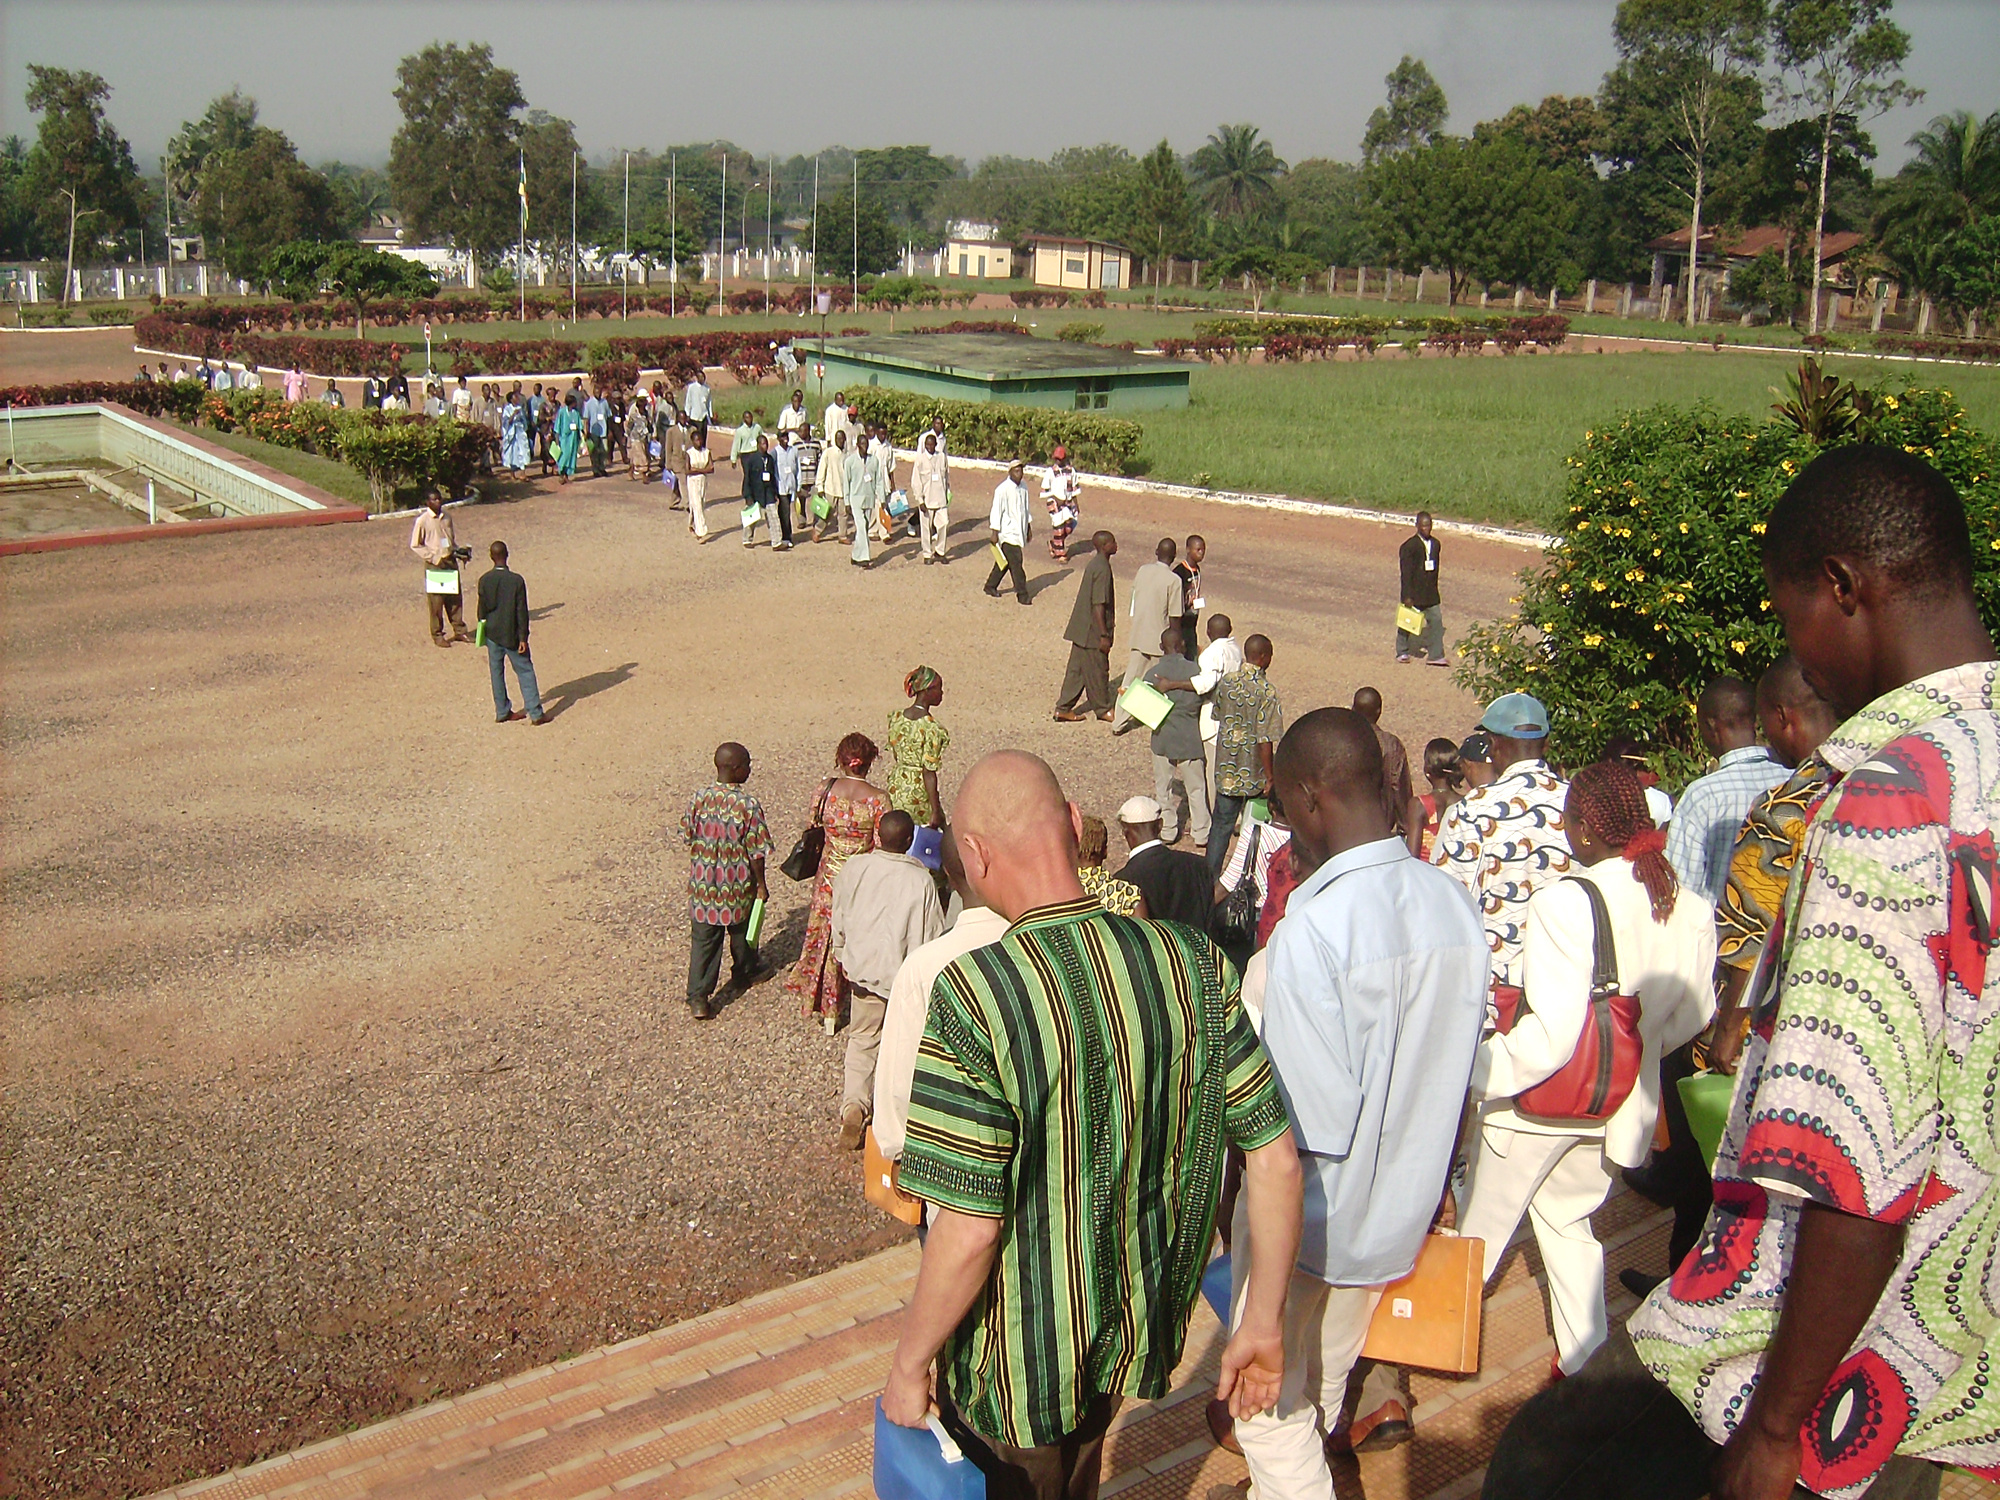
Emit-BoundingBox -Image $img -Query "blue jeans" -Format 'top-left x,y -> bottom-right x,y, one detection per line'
488,640 -> 544,721
1208,791 -> 1253,878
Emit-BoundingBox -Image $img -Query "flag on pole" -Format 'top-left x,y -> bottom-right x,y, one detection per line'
518,155 -> 528,223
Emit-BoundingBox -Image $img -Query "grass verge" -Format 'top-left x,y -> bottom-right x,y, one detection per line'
1127,350 -> 2000,530
169,423 -> 377,508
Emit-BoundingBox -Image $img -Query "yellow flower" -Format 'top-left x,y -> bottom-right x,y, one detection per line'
1583,633 -> 1603,647
1679,522 -> 1690,533
1751,522 -> 1766,535
1590,580 -> 1607,592
1731,640 -> 1747,653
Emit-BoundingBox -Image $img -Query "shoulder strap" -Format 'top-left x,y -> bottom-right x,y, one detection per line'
812,777 -> 835,826
1244,823 -> 1260,868
1565,876 -> 1620,997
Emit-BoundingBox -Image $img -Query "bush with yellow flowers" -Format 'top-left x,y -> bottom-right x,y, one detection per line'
1457,363 -> 1999,781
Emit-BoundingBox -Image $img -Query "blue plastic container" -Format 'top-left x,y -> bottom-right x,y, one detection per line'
874,1403 -> 986,1500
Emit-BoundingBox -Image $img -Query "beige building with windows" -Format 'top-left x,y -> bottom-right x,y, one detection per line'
944,221 -> 1012,279
1028,236 -> 1131,292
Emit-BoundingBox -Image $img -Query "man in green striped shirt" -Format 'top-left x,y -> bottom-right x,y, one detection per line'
883,750 -> 1303,1499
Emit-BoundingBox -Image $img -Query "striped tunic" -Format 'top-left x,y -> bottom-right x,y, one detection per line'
898,898 -> 1290,1447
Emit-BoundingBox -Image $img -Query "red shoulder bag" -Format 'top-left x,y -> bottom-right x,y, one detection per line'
1492,877 -> 1643,1123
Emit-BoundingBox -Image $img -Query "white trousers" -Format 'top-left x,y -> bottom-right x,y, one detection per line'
1228,1213 -> 1383,1500
849,497 -> 873,562
919,505 -> 949,558
1456,1119 -> 1615,1374
686,471 -> 710,537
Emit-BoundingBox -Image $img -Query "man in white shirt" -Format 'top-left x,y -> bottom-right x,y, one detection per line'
777,388 -> 810,437
873,829 -> 1009,1163
823,395 -> 848,449
829,810 -> 944,1150
1188,614 -> 1246,789
773,427 -> 801,551
450,376 -> 474,422
984,460 -> 1032,604
911,432 -> 951,564
681,372 -> 712,425
845,433 -> 877,568
868,423 -> 897,542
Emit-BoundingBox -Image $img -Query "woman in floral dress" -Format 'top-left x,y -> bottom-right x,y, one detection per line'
786,732 -> 889,1030
884,666 -> 949,830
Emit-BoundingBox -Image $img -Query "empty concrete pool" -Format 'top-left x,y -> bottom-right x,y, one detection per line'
0,403 -> 365,554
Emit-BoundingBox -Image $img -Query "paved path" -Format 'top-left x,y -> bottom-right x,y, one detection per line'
146,1184 -> 1996,1500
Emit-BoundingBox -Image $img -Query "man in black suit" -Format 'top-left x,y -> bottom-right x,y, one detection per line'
476,541 -> 548,725
1115,795 -> 1214,934
740,433 -> 787,549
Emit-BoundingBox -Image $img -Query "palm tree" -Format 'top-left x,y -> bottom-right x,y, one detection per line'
1874,111 -> 2000,328
1189,124 -> 1285,222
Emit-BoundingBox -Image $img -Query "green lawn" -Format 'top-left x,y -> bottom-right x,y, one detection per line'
1123,350 -> 2000,530
169,423 -> 377,507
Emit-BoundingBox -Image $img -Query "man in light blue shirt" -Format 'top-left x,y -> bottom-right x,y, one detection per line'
580,388 -> 610,477
1230,707 -> 1487,1498
1663,675 -> 1787,904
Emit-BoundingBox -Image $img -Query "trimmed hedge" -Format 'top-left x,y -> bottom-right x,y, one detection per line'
911,321 -> 1033,336
1875,334 -> 2000,364
3,377 -> 208,422
1190,313 -> 1570,359
135,314 -> 407,375
834,386 -> 1142,474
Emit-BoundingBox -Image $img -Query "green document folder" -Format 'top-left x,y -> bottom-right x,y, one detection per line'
745,896 -> 767,949
1119,680 -> 1174,731
1676,1071 -> 1736,1171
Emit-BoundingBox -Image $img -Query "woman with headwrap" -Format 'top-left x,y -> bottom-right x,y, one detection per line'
785,732 -> 889,1030
1455,760 -> 1717,1380
884,667 -> 949,830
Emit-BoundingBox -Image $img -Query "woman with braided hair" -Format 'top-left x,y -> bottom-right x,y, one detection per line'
884,666 -> 949,830
1456,759 -> 1716,1380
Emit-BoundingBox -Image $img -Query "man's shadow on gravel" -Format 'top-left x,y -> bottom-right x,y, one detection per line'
540,661 -> 637,721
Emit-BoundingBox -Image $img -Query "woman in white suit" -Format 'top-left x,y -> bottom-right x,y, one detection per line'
1457,759 -> 1716,1377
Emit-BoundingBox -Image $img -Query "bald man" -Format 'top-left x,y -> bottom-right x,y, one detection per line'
883,751 -> 1304,1500
1350,686 -> 1413,839
1663,674 -> 1787,903
1237,710 -> 1486,1495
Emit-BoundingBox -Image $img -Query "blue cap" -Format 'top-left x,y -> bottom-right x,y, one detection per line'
1478,692 -> 1550,738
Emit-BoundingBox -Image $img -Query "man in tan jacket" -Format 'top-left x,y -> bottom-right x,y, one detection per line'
409,491 -> 470,647
1113,537 -> 1186,732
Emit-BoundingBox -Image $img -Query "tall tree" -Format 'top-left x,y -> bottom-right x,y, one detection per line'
195,127 -> 340,280
265,241 -> 438,337
165,89 -> 259,236
1278,159 -> 1375,266
20,66 -> 147,292
0,135 -> 33,258
1136,140 -> 1195,286
1770,0 -> 1920,332
1874,110 -> 2000,326
813,188 -> 898,279
1608,0 -> 1767,326
1361,57 -> 1449,165
389,42 -> 527,272
1483,96 -> 1606,174
855,146 -> 961,231
1189,124 -> 1285,222
1368,133 -> 1580,305
321,162 -> 392,236
518,111 -> 603,274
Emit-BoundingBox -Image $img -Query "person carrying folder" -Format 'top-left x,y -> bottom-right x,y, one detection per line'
983,460 -> 1032,603
680,742 -> 774,1021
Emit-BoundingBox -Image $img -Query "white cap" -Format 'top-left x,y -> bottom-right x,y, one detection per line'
1118,795 -> 1163,824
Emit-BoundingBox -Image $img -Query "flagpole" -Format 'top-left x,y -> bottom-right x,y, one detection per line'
622,150 -> 630,322
809,155 -> 818,311
718,153 -> 727,316
764,152 -> 773,316
517,149 -> 526,324
669,152 -> 677,318
570,151 -> 578,322
851,155 -> 858,305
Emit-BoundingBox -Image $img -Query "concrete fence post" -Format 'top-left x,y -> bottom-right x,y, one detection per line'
1660,285 -> 1673,321
1479,287 -> 1489,308
1917,296 -> 1933,335
114,267 -> 126,300
1513,286 -> 1526,310
1548,287 -> 1559,312
1871,289 -> 1886,333
1585,279 -> 1597,314
25,268 -> 38,302
197,264 -> 209,297
1415,268 -> 1427,303
1356,267 -> 1366,298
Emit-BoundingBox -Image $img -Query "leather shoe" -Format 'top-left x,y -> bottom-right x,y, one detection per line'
1326,1399 -> 1411,1455
1620,1268 -> 1665,1299
1054,711 -> 1087,722
838,1105 -> 866,1151
1621,1162 -> 1673,1207
1204,1397 -> 1242,1454
687,995 -> 714,1020
499,710 -> 526,723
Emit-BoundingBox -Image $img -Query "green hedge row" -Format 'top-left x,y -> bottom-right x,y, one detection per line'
833,387 -> 1143,474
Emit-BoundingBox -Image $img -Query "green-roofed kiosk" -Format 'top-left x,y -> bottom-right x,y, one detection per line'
807,333 -> 1190,412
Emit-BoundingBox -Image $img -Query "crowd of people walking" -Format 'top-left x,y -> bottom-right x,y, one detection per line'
665,442 -> 2000,1500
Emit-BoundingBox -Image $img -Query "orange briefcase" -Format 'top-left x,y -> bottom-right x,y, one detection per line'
1360,1233 -> 1485,1374
863,1127 -> 925,1227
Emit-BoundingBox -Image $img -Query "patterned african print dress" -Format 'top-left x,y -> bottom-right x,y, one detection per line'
785,783 -> 889,1019
885,710 -> 949,825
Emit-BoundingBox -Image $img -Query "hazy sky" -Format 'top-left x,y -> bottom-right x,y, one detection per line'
2,0 -> 1993,172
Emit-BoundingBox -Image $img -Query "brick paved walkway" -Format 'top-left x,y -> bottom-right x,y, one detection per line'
145,1187 -> 1996,1500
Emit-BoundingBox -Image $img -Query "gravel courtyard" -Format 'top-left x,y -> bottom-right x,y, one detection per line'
2,457 -> 1524,1499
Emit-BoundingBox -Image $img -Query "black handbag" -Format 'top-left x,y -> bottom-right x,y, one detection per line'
1214,825 -> 1261,946
780,779 -> 834,883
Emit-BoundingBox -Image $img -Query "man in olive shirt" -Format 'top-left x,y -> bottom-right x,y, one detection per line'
1055,530 -> 1119,721
1113,538 -> 1186,733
